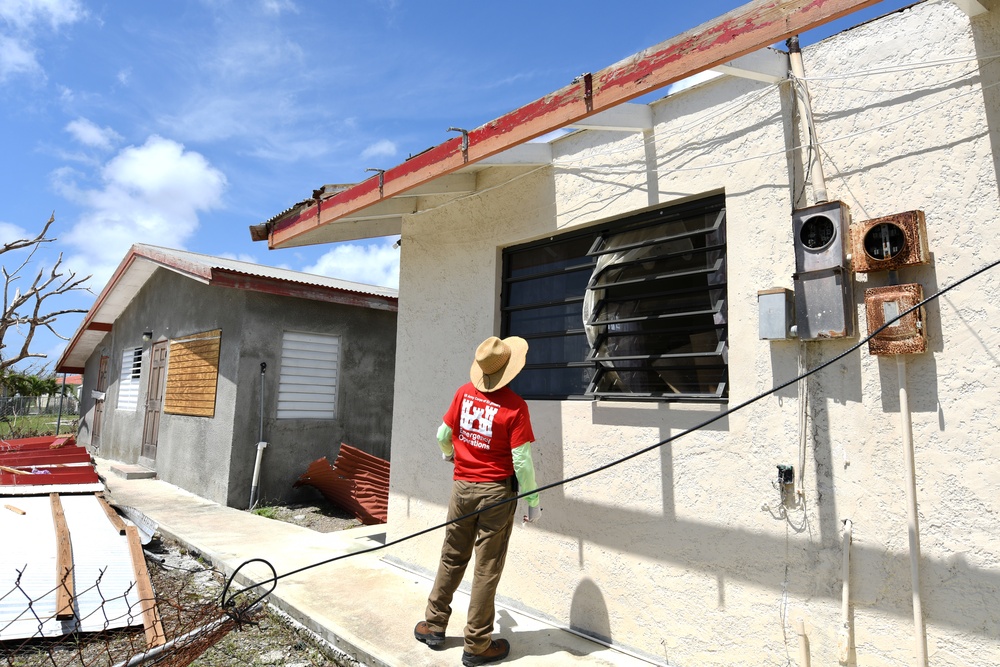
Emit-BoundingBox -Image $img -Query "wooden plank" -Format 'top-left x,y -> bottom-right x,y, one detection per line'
0,465 -> 29,475
268,0 -> 883,249
49,493 -> 75,621
96,494 -> 127,535
4,504 -> 25,515
125,525 -> 166,647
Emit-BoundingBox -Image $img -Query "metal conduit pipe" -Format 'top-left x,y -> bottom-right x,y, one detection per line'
897,356 -> 929,666
787,36 -> 829,203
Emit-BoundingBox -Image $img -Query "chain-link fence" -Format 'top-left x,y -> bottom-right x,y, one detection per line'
0,396 -> 79,439
0,545 -> 267,667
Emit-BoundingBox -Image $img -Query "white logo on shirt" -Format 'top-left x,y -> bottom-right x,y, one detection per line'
459,397 -> 499,449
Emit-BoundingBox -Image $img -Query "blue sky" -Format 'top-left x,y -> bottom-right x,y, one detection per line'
0,0 -> 914,372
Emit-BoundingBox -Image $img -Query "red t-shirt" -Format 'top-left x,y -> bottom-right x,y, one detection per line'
443,382 -> 535,482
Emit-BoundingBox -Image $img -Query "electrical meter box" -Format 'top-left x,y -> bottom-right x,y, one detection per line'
792,200 -> 851,273
851,210 -> 930,273
864,283 -> 926,355
758,288 -> 796,340
793,267 -> 856,340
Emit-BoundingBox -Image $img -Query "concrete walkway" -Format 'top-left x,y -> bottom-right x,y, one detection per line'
97,458 -> 658,667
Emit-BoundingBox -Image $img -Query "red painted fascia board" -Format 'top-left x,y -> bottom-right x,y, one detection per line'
267,0 -> 883,249
211,269 -> 398,312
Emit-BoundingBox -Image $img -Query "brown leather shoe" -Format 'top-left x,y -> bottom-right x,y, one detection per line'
413,621 -> 445,649
462,638 -> 510,666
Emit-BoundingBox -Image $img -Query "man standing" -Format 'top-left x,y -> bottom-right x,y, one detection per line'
414,335 -> 542,666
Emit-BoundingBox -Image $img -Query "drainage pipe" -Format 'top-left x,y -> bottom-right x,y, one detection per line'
795,617 -> 811,667
249,362 -> 268,510
838,519 -> 853,664
897,355 -> 928,666
787,36 -> 829,203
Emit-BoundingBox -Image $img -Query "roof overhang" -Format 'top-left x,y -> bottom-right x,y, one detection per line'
255,0 -> 887,250
56,246 -> 398,373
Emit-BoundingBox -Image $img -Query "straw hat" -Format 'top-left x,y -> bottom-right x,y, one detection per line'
470,336 -> 528,392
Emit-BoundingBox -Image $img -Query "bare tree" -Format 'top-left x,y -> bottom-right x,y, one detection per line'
1,213 -> 91,373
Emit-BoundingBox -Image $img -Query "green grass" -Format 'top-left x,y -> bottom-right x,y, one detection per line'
0,413 -> 78,439
251,505 -> 279,519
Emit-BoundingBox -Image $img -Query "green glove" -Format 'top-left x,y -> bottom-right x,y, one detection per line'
437,423 -> 454,461
513,442 -> 539,509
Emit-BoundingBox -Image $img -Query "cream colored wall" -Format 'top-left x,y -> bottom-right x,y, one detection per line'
386,2 -> 1000,665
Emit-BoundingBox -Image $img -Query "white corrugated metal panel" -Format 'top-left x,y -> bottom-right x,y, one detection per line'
0,495 -> 143,640
117,347 -> 142,411
277,332 -> 339,420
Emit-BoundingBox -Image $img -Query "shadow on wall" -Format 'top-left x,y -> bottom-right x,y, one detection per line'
570,578 -> 612,646
973,2 -> 1000,205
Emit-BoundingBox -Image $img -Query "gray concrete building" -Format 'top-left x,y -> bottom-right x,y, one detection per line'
57,244 -> 397,508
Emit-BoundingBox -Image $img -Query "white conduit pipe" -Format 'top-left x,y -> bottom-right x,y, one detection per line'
787,36 -> 829,203
795,618 -> 811,667
838,519 -> 853,664
897,356 -> 928,666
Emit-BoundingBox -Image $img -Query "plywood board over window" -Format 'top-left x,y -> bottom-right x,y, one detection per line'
164,329 -> 221,417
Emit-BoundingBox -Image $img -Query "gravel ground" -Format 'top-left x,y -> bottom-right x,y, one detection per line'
249,497 -> 362,534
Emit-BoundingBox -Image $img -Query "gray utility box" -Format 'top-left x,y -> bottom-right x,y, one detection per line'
792,201 -> 851,273
793,267 -> 856,340
758,288 -> 796,340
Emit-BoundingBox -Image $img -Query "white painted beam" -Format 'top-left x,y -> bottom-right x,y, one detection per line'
340,198 -> 415,220
710,47 -> 790,83
404,173 -> 477,196
567,103 -> 654,132
950,0 -> 987,16
476,142 -> 552,166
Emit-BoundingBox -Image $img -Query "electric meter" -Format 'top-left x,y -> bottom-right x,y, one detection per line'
800,215 -> 836,250
851,210 -> 930,273
792,201 -> 851,273
863,222 -> 905,261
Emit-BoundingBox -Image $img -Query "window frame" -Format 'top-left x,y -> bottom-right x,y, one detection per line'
116,347 -> 142,411
501,195 -> 728,402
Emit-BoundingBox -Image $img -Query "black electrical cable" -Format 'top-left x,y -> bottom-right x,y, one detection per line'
224,256 -> 1000,601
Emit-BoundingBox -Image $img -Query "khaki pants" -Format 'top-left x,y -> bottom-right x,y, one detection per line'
424,478 -> 517,653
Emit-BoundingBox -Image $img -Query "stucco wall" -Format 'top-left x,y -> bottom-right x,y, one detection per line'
227,290 -> 397,508
386,2 -> 1000,665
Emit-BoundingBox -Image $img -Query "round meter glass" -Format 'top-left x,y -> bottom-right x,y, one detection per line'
863,222 -> 905,260
799,215 -> 836,249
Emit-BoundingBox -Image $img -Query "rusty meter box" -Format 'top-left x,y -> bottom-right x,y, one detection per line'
851,210 -> 930,273
864,283 -> 926,356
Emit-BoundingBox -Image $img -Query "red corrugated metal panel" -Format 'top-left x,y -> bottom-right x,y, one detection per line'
0,435 -> 76,451
0,446 -> 92,467
0,467 -> 100,487
293,444 -> 389,525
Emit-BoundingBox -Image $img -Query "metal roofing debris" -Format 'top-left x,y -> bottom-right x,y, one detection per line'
0,436 -> 103,496
293,444 -> 390,525
0,436 -> 164,646
0,494 -> 148,641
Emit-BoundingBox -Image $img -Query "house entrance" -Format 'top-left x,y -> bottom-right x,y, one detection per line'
140,341 -> 168,465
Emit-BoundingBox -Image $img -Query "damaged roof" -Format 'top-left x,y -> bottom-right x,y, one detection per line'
55,244 -> 398,373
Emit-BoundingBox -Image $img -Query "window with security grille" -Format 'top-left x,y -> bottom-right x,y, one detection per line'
501,195 -> 727,401
277,331 -> 340,419
117,347 -> 142,411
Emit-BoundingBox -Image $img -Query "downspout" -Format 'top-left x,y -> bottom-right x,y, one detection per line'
795,618 -> 812,667
55,372 -> 68,435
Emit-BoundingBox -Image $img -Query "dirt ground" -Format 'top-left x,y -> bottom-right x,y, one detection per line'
249,494 -> 364,533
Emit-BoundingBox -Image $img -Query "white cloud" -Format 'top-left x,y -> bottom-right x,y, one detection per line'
116,67 -> 131,86
0,0 -> 85,83
65,117 -> 122,150
260,0 -> 298,15
57,136 -> 228,286
361,139 -> 397,160
0,220 -> 31,247
0,33 -> 40,81
303,239 -> 399,289
0,0 -> 86,31
216,252 -> 258,264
